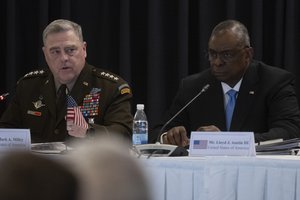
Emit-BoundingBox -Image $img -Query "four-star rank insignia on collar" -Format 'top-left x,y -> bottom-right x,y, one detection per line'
100,72 -> 119,81
24,70 -> 46,78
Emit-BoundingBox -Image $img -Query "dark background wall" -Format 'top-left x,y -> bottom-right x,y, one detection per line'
1,0 -> 299,134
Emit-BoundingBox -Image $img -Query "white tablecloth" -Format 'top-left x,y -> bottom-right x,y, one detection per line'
140,156 -> 300,200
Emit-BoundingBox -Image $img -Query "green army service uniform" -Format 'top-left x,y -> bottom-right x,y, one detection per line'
0,63 -> 133,143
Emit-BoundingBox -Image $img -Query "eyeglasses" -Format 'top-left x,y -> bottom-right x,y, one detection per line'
207,46 -> 249,63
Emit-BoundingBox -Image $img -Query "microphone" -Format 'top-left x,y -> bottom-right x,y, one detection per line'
0,93 -> 9,101
133,84 -> 210,157
157,83 -> 210,140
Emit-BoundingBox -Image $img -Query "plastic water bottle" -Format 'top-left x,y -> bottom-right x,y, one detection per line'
132,104 -> 148,145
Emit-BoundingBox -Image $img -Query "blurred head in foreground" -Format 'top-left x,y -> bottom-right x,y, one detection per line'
69,136 -> 151,200
0,151 -> 78,200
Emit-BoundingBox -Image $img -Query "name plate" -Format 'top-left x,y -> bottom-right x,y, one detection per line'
189,131 -> 256,157
0,129 -> 31,151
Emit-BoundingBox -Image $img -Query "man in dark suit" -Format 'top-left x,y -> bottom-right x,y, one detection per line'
155,19 -> 300,146
0,19 -> 133,143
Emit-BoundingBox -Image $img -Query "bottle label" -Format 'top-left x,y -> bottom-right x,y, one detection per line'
139,134 -> 148,144
132,120 -> 148,145
132,134 -> 142,145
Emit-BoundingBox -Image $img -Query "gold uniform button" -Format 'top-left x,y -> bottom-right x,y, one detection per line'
54,129 -> 60,134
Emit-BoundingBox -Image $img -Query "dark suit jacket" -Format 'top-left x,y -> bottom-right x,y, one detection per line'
0,63 -> 133,143
154,60 -> 300,143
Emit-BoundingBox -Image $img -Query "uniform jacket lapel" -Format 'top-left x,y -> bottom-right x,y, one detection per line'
41,75 -> 56,119
68,64 -> 93,107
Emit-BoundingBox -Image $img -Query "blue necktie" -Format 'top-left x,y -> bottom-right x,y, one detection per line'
226,89 -> 237,130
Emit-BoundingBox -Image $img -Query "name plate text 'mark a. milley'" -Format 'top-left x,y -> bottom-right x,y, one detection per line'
0,129 -> 31,151
189,131 -> 256,157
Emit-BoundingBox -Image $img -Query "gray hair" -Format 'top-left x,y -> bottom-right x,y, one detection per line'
43,19 -> 83,45
210,19 -> 250,47
69,136 -> 152,200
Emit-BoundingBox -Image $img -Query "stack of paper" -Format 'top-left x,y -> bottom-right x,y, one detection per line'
256,138 -> 300,155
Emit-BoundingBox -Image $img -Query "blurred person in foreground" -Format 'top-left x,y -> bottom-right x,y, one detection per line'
0,151 -> 78,200
0,19 -> 133,143
154,19 -> 300,147
69,136 -> 151,200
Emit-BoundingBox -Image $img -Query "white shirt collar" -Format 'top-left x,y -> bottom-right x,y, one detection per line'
221,78 -> 243,94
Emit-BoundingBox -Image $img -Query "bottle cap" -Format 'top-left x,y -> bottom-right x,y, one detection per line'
136,104 -> 144,110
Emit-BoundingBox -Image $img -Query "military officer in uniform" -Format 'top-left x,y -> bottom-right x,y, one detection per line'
0,19 -> 133,143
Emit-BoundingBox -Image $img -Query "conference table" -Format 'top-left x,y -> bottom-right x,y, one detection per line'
140,155 -> 300,200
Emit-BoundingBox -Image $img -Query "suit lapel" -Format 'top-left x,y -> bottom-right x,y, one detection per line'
231,63 -> 259,130
202,76 -> 227,130
212,81 -> 227,130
